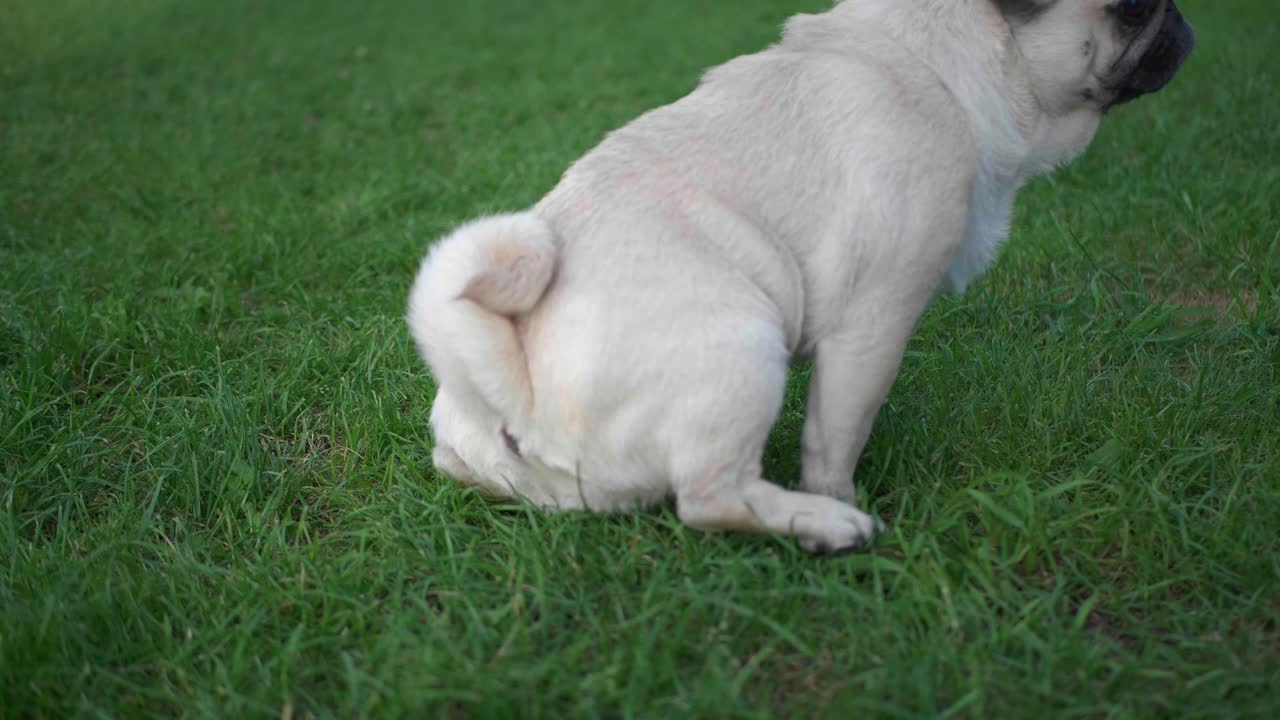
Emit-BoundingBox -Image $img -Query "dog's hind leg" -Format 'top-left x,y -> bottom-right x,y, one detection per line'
666,340 -> 881,554
429,388 -> 520,499
676,468 -> 881,554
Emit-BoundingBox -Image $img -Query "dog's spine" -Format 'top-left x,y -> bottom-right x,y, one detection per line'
407,212 -> 556,422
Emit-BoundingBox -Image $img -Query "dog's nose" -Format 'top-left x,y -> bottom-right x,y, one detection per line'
1165,1 -> 1196,59
1110,3 -> 1195,107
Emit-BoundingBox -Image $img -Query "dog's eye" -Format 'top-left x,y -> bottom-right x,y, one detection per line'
1116,0 -> 1155,25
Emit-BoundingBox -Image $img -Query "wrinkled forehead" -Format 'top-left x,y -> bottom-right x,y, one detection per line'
998,0 -> 1169,26
1004,0 -> 1171,49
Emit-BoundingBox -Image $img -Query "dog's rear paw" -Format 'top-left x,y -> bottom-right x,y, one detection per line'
796,503 -> 883,555
432,444 -> 475,483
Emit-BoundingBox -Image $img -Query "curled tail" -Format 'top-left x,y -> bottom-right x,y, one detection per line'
406,212 -> 556,422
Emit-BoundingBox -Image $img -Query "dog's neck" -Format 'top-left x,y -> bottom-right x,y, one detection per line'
796,0 -> 1095,182
783,0 -> 1104,291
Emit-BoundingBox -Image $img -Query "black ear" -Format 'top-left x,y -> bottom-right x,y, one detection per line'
992,0 -> 1056,22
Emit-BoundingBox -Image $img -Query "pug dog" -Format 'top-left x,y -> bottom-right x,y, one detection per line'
407,0 -> 1194,553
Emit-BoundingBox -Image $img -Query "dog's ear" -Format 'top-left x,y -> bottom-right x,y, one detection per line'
992,0 -> 1056,23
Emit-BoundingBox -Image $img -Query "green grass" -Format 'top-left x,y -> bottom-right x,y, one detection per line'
2,0 -> 1277,716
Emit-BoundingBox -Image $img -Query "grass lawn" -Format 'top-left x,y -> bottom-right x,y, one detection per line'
2,0 -> 1277,716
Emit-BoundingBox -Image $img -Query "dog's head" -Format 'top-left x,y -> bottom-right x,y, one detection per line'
994,0 -> 1195,114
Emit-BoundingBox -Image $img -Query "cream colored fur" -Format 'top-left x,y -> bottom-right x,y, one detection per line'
407,0 -> 1179,553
